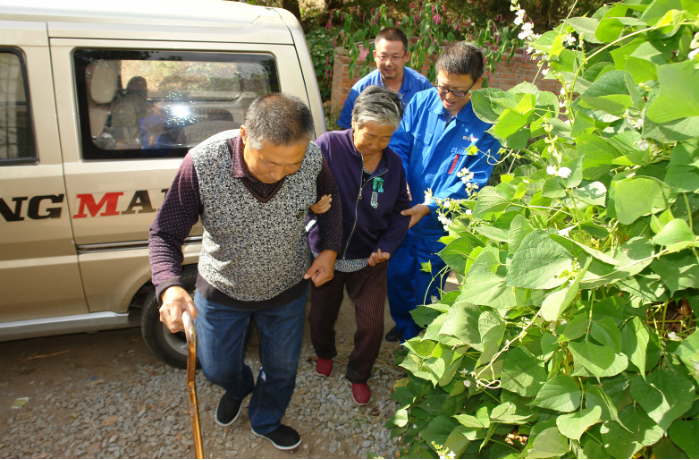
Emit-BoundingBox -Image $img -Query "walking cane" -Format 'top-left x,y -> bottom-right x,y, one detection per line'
182,311 -> 204,459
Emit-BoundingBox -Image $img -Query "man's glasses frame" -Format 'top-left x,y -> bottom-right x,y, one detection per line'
375,52 -> 407,63
433,81 -> 476,98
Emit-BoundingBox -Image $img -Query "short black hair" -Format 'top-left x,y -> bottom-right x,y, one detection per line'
435,42 -> 484,81
375,27 -> 409,52
244,93 -> 314,149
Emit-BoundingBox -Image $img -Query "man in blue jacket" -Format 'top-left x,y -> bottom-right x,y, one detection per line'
385,41 -> 502,342
337,27 -> 431,129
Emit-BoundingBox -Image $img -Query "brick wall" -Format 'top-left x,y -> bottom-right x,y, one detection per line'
330,48 -> 561,116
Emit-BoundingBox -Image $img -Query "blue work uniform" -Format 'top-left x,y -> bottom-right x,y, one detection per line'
337,67 -> 432,129
386,88 -> 501,341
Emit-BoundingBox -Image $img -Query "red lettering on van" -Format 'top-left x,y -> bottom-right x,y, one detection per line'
72,193 -> 124,218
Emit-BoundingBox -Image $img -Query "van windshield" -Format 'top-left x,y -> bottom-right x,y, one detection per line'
74,50 -> 279,160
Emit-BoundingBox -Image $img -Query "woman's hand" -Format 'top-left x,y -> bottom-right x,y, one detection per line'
367,249 -> 391,267
310,194 -> 332,214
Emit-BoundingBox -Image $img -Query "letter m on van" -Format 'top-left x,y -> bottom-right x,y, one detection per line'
72,193 -> 123,218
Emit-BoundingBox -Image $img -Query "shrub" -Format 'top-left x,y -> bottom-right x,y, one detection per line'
386,0 -> 699,458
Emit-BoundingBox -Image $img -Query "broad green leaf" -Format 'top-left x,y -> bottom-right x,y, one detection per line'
630,367 -> 696,431
585,384 -> 627,428
410,306 -> 443,328
422,415 -> 459,449
620,316 -> 649,377
389,408 -> 409,427
672,330 -> 699,361
471,88 -> 510,124
556,407 -> 602,441
590,316 -> 622,353
472,186 -> 510,220
526,422 -> 570,458
460,248 -> 516,309
506,231 -> 574,289
478,310 -> 506,363
444,426 -> 472,457
532,375 -> 581,412
565,17 -> 603,44
652,437 -> 689,459
644,115 -> 699,142
500,346 -> 547,397
669,420 -> 699,458
650,251 -> 699,295
490,402 -> 538,425
453,413 -> 488,429
651,208 -> 675,234
651,218 -> 696,252
613,176 -> 673,224
540,257 -> 590,322
404,338 -> 437,357
508,214 -> 534,253
568,338 -> 616,379
549,234 -> 620,266
542,177 -> 566,198
570,181 -> 607,206
400,353 -> 438,385
557,314 -> 590,343
579,94 -> 632,116
438,237 -> 474,274
577,134 -> 620,179
601,405 -> 664,458
493,108 -> 533,139
647,60 -> 699,123
439,300 -> 482,350
573,350 -> 628,378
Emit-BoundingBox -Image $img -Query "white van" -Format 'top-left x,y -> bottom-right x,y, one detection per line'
0,0 -> 324,367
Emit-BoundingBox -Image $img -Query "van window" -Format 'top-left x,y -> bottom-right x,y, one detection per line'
74,50 -> 280,160
0,49 -> 36,164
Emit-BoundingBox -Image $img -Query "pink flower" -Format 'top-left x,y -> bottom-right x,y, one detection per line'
431,5 -> 435,15
363,12 -> 366,22
414,16 -> 418,26
325,55 -> 329,66
325,20 -> 332,31
433,14 -> 441,25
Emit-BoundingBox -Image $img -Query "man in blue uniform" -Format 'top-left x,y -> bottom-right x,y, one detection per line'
337,27 -> 431,129
385,42 -> 502,342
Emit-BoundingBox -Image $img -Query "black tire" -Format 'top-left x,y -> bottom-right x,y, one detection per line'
142,265 -> 199,369
141,265 -> 259,369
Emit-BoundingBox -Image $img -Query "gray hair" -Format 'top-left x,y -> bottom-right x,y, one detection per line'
436,42 -> 484,81
351,86 -> 404,130
244,93 -> 314,149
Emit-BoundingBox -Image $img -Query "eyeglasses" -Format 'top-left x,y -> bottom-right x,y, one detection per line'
433,81 -> 476,98
375,53 -> 407,63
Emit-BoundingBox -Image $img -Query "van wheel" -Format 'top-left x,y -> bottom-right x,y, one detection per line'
141,265 -> 199,369
141,265 -> 259,369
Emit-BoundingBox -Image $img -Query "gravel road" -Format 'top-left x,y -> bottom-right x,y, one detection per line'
0,297 -> 406,459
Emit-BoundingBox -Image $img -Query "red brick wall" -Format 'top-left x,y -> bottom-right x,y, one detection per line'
330,48 -> 561,116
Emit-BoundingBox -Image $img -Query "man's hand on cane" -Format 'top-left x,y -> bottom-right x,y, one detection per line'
160,286 -> 198,333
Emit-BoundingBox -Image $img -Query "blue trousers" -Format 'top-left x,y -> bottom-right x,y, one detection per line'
386,232 -> 446,341
194,290 -> 306,435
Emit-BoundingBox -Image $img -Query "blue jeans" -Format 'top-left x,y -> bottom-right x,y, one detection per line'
386,233 -> 446,341
194,290 -> 306,435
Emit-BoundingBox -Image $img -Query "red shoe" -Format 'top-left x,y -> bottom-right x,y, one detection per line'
351,383 -> 371,405
316,358 -> 333,377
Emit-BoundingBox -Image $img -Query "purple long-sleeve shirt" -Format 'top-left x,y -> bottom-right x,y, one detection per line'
149,134 -> 343,310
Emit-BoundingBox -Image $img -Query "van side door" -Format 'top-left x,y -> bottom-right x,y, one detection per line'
0,21 -> 88,323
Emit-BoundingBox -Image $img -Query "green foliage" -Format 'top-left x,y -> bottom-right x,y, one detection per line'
332,1 -> 529,84
388,0 -> 699,458
305,28 -> 337,102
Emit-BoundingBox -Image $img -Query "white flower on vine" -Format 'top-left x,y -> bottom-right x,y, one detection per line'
689,48 -> 699,60
438,213 -> 452,231
667,331 -> 677,340
526,45 -> 536,54
465,209 -> 473,215
424,188 -> 433,205
549,323 -> 556,331
542,67 -> 550,76
638,139 -> 650,150
514,9 -> 526,25
547,165 -> 571,178
563,34 -> 577,46
464,380 -> 472,388
518,22 -> 535,40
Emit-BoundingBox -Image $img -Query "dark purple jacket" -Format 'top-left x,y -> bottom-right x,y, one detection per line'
309,129 -> 410,260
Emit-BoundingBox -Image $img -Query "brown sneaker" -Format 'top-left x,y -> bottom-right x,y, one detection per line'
351,382 -> 371,405
316,358 -> 333,377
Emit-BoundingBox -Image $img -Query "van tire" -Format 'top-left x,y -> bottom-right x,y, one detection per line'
141,265 -> 259,369
141,265 -> 199,369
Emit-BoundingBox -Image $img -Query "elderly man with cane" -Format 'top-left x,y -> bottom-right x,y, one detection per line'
149,93 -> 342,450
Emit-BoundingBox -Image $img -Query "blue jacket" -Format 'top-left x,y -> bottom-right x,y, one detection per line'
308,129 -> 411,260
337,67 -> 432,129
389,88 -> 501,238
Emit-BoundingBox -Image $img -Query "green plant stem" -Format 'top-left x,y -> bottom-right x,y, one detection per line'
660,300 -> 669,337
684,192 -> 693,232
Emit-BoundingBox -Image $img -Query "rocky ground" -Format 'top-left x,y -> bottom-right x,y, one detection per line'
0,297 -> 407,459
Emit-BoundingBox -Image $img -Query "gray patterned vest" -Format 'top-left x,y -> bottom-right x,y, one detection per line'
191,130 -> 320,302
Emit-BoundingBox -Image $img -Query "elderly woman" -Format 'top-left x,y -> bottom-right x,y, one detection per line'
307,86 -> 411,405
